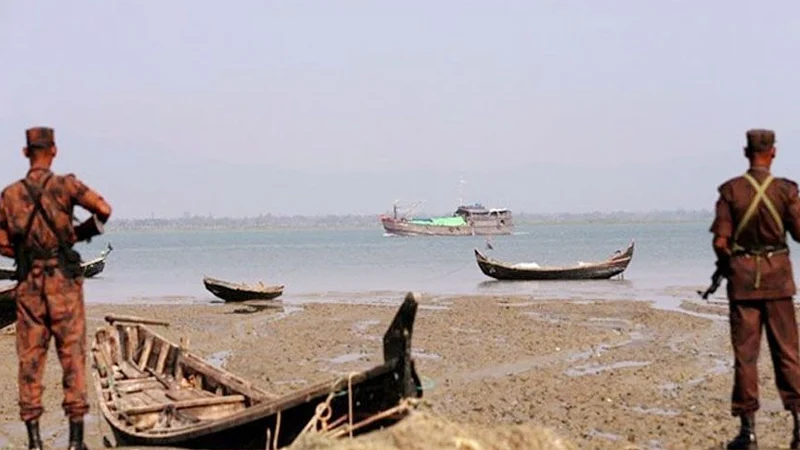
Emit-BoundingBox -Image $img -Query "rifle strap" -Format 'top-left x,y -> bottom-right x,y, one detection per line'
19,173 -> 70,253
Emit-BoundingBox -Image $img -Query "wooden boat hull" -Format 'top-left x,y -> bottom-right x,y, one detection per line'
83,259 -> 106,278
92,293 -> 423,449
203,277 -> 284,302
0,243 -> 113,280
474,241 -> 635,281
380,217 -> 513,236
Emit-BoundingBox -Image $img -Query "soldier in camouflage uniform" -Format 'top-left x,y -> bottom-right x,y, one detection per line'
711,129 -> 800,449
0,127 -> 111,450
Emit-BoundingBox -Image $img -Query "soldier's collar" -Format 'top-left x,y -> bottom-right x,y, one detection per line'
748,165 -> 770,173
26,167 -> 51,176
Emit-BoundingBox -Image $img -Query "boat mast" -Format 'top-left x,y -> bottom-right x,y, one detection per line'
458,178 -> 466,206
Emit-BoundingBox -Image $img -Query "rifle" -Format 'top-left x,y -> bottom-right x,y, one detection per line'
697,255 -> 730,300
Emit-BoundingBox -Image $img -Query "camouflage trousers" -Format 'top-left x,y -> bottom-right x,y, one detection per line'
15,259 -> 88,422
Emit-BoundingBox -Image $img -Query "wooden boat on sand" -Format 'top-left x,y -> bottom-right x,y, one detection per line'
0,242 -> 113,280
91,293 -> 423,449
203,276 -> 284,302
474,241 -> 635,281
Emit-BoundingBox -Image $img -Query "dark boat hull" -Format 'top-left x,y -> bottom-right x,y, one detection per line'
203,278 -> 284,302
474,241 -> 635,281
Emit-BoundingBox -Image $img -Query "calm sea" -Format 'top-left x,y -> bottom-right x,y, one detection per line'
11,221 -> 790,311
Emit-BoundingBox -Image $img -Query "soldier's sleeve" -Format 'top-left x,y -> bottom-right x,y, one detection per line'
783,179 -> 800,242
0,190 -> 14,258
64,174 -> 112,222
710,183 -> 733,238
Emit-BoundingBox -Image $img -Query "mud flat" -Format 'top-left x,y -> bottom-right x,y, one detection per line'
0,294 -> 794,449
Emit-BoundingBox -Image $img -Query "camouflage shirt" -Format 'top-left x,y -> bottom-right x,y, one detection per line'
0,168 -> 95,254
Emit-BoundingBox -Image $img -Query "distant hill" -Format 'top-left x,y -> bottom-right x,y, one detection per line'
106,209 -> 713,231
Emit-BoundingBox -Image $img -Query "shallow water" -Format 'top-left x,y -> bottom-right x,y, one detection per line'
16,221 -> 798,306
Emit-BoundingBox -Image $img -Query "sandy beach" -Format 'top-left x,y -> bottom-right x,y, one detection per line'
0,294 -> 793,449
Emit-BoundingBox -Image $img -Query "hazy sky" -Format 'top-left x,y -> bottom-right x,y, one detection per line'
2,1 -> 800,217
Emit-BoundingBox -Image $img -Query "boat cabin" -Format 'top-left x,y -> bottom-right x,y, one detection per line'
454,203 -> 512,224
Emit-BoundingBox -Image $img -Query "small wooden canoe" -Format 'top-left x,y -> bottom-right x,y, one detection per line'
0,242 -> 113,280
91,292 -> 423,449
203,276 -> 284,302
83,242 -> 114,278
475,240 -> 635,281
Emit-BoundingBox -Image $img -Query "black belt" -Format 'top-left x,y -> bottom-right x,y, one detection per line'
26,247 -> 59,260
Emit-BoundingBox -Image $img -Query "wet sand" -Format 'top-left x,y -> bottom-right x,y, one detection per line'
0,294 -> 794,449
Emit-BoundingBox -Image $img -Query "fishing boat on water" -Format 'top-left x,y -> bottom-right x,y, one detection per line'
203,276 -> 284,302
474,241 -> 635,281
0,242 -> 113,280
91,293 -> 423,449
380,202 -> 513,236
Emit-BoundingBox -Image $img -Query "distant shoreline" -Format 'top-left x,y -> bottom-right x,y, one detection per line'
106,210 -> 713,232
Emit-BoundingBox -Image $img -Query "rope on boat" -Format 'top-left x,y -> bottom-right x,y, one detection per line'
415,260 -> 474,282
299,391 -> 336,434
272,411 -> 281,450
290,367 -> 423,446
326,398 -> 419,439
293,370 -> 420,444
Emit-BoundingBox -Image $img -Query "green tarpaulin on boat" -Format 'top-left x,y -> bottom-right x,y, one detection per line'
409,216 -> 467,226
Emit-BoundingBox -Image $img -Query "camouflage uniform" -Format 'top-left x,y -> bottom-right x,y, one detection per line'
0,127 -> 107,424
711,129 -> 800,448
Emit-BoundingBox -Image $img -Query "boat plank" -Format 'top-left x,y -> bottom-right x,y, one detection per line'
115,379 -> 163,394
122,395 -> 246,416
142,388 -> 171,405
154,342 -> 171,374
165,389 -> 208,402
119,361 -> 148,380
124,326 -> 135,361
137,336 -> 154,371
179,353 -> 276,400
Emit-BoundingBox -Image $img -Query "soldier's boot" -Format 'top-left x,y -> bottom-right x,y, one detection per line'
727,413 -> 757,450
67,420 -> 88,450
791,410 -> 800,449
25,419 -> 43,450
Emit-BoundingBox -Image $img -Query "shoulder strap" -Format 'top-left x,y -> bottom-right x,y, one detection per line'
19,173 -> 69,248
733,173 -> 784,245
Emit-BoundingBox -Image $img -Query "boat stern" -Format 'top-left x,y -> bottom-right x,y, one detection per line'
382,292 -> 423,399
